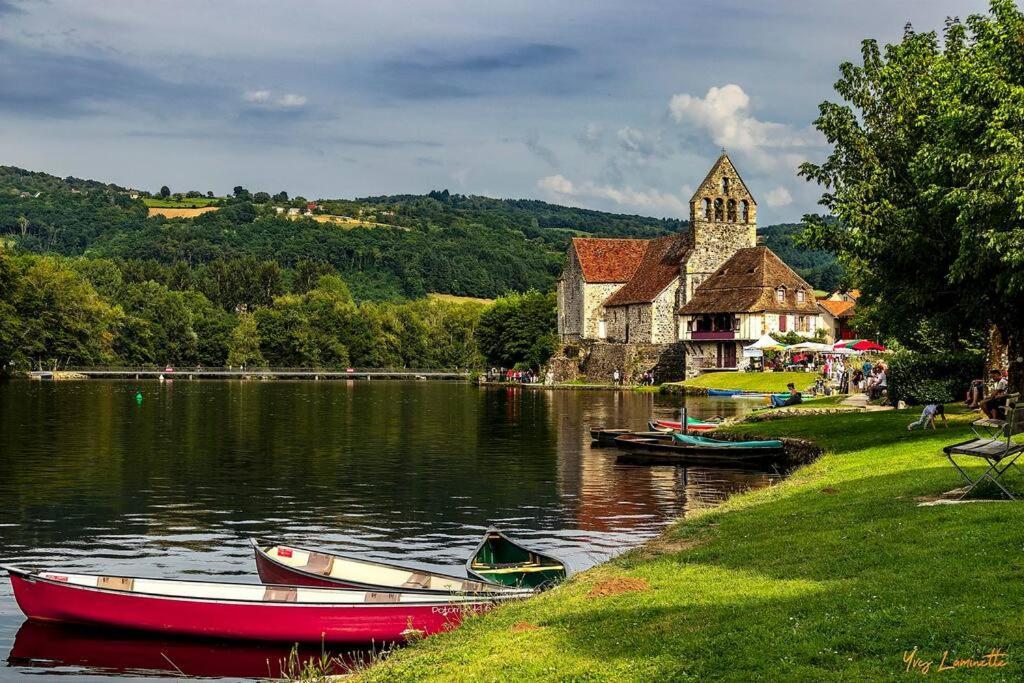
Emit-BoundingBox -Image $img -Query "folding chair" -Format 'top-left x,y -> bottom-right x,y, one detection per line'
945,401 -> 1024,500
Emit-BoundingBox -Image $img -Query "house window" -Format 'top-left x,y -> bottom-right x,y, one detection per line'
779,314 -> 788,332
598,320 -> 607,339
796,315 -> 810,332
776,287 -> 786,303
796,289 -> 806,304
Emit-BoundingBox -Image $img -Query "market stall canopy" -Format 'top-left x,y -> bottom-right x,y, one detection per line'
787,342 -> 834,352
745,334 -> 787,351
834,339 -> 887,352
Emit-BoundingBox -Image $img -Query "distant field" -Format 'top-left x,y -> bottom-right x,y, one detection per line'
427,293 -> 494,305
674,371 -> 817,393
148,206 -> 219,219
301,214 -> 409,231
144,197 -> 222,208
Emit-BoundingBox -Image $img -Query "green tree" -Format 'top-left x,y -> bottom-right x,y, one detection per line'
227,313 -> 265,367
476,291 -> 556,369
159,185 -> 170,198
800,0 -> 1024,390
253,191 -> 271,204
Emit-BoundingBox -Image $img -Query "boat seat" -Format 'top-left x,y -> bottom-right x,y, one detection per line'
97,576 -> 135,592
263,586 -> 298,602
303,552 -> 334,576
474,564 -> 564,574
401,572 -> 431,589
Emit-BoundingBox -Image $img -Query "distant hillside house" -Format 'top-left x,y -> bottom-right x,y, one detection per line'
556,153 -> 790,381
678,247 -> 822,374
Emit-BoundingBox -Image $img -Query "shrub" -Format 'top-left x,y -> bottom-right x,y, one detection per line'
887,350 -> 985,405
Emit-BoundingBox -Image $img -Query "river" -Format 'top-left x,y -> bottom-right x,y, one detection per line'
0,379 -> 777,680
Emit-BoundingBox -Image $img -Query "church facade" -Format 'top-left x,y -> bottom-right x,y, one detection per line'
554,154 -> 822,381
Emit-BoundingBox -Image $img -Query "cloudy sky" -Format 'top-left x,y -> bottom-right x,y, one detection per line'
0,0 -> 989,223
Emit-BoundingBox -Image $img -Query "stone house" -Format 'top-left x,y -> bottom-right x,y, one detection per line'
678,246 -> 823,375
553,153 -> 760,381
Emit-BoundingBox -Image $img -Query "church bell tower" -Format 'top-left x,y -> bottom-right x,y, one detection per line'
682,152 -> 758,303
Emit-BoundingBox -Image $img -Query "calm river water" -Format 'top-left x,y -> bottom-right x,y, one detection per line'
0,380 -> 775,680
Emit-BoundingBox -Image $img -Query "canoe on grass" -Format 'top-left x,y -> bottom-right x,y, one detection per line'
250,539 -> 514,594
648,418 -> 718,433
672,433 -> 783,449
3,566 -> 531,643
466,529 -> 566,589
613,433 -> 785,466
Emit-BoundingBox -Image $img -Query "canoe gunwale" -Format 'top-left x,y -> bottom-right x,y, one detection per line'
249,539 -> 510,595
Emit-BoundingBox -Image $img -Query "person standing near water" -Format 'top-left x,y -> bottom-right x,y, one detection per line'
612,369 -> 620,386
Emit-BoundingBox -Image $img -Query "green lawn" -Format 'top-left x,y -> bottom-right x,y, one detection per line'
672,370 -> 817,393
142,197 -> 223,208
359,407 -> 1024,681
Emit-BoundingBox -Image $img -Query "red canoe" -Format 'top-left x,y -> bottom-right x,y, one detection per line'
4,566 -> 530,643
251,539 -> 512,594
648,419 -> 717,433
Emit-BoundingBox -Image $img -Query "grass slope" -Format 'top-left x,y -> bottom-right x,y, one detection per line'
675,371 -> 817,393
360,407 -> 1024,681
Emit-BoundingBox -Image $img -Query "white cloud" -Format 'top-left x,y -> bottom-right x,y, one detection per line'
537,174 -> 687,216
243,90 -> 307,108
243,89 -> 271,103
616,126 -> 664,159
764,186 -> 793,207
278,93 -> 308,108
577,122 -> 605,152
537,174 -> 574,194
668,84 -> 819,164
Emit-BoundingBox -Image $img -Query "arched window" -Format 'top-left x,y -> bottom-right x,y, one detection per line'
727,199 -> 737,222
720,177 -> 730,194
740,200 -> 749,222
714,198 -> 724,221
702,198 -> 711,219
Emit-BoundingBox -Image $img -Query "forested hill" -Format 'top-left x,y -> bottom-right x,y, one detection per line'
0,164 -> 839,299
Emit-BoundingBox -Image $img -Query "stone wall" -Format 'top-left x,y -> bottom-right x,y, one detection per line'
583,282 -> 622,339
557,252 -> 584,340
549,341 -> 687,384
651,281 -> 679,343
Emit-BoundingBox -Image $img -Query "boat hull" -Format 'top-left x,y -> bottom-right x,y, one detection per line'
466,529 -> 566,589
613,434 -> 784,466
648,419 -> 717,433
8,572 -> 496,643
250,540 -> 502,594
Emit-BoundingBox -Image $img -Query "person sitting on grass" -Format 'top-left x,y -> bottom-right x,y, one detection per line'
907,403 -> 947,430
978,368 -> 1009,419
770,383 -> 803,409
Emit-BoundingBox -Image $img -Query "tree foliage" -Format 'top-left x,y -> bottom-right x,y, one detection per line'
800,0 -> 1024,388
477,291 -> 557,369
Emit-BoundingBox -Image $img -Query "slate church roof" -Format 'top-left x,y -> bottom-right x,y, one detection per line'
678,246 -> 818,314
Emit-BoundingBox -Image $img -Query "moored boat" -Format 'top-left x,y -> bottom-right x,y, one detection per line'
250,539 -> 513,594
613,432 -> 785,466
648,418 -> 718,433
590,428 -> 666,447
466,529 -> 566,589
3,566 -> 530,643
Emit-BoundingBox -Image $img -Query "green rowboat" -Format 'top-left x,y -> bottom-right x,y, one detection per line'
466,528 -> 567,589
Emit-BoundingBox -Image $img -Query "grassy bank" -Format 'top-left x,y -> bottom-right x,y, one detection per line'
671,370 -> 817,394
360,407 -> 1024,680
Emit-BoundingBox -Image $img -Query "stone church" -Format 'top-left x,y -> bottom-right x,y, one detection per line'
553,153 -> 819,382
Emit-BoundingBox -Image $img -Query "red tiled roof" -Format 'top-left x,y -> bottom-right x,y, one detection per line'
818,300 -> 855,318
604,235 -> 690,306
571,237 -> 649,283
678,246 -> 819,314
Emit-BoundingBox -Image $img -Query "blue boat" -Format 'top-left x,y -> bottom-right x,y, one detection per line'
707,389 -> 741,397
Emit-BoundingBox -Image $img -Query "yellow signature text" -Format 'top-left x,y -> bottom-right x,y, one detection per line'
903,647 -> 1008,675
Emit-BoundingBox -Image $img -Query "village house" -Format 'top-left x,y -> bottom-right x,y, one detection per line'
817,289 -> 859,342
553,153 -> 825,381
678,246 -> 822,373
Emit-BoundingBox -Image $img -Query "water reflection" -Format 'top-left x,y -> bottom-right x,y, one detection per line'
0,380 -> 775,680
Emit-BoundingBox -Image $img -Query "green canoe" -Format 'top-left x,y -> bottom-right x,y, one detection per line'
466,528 -> 567,589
